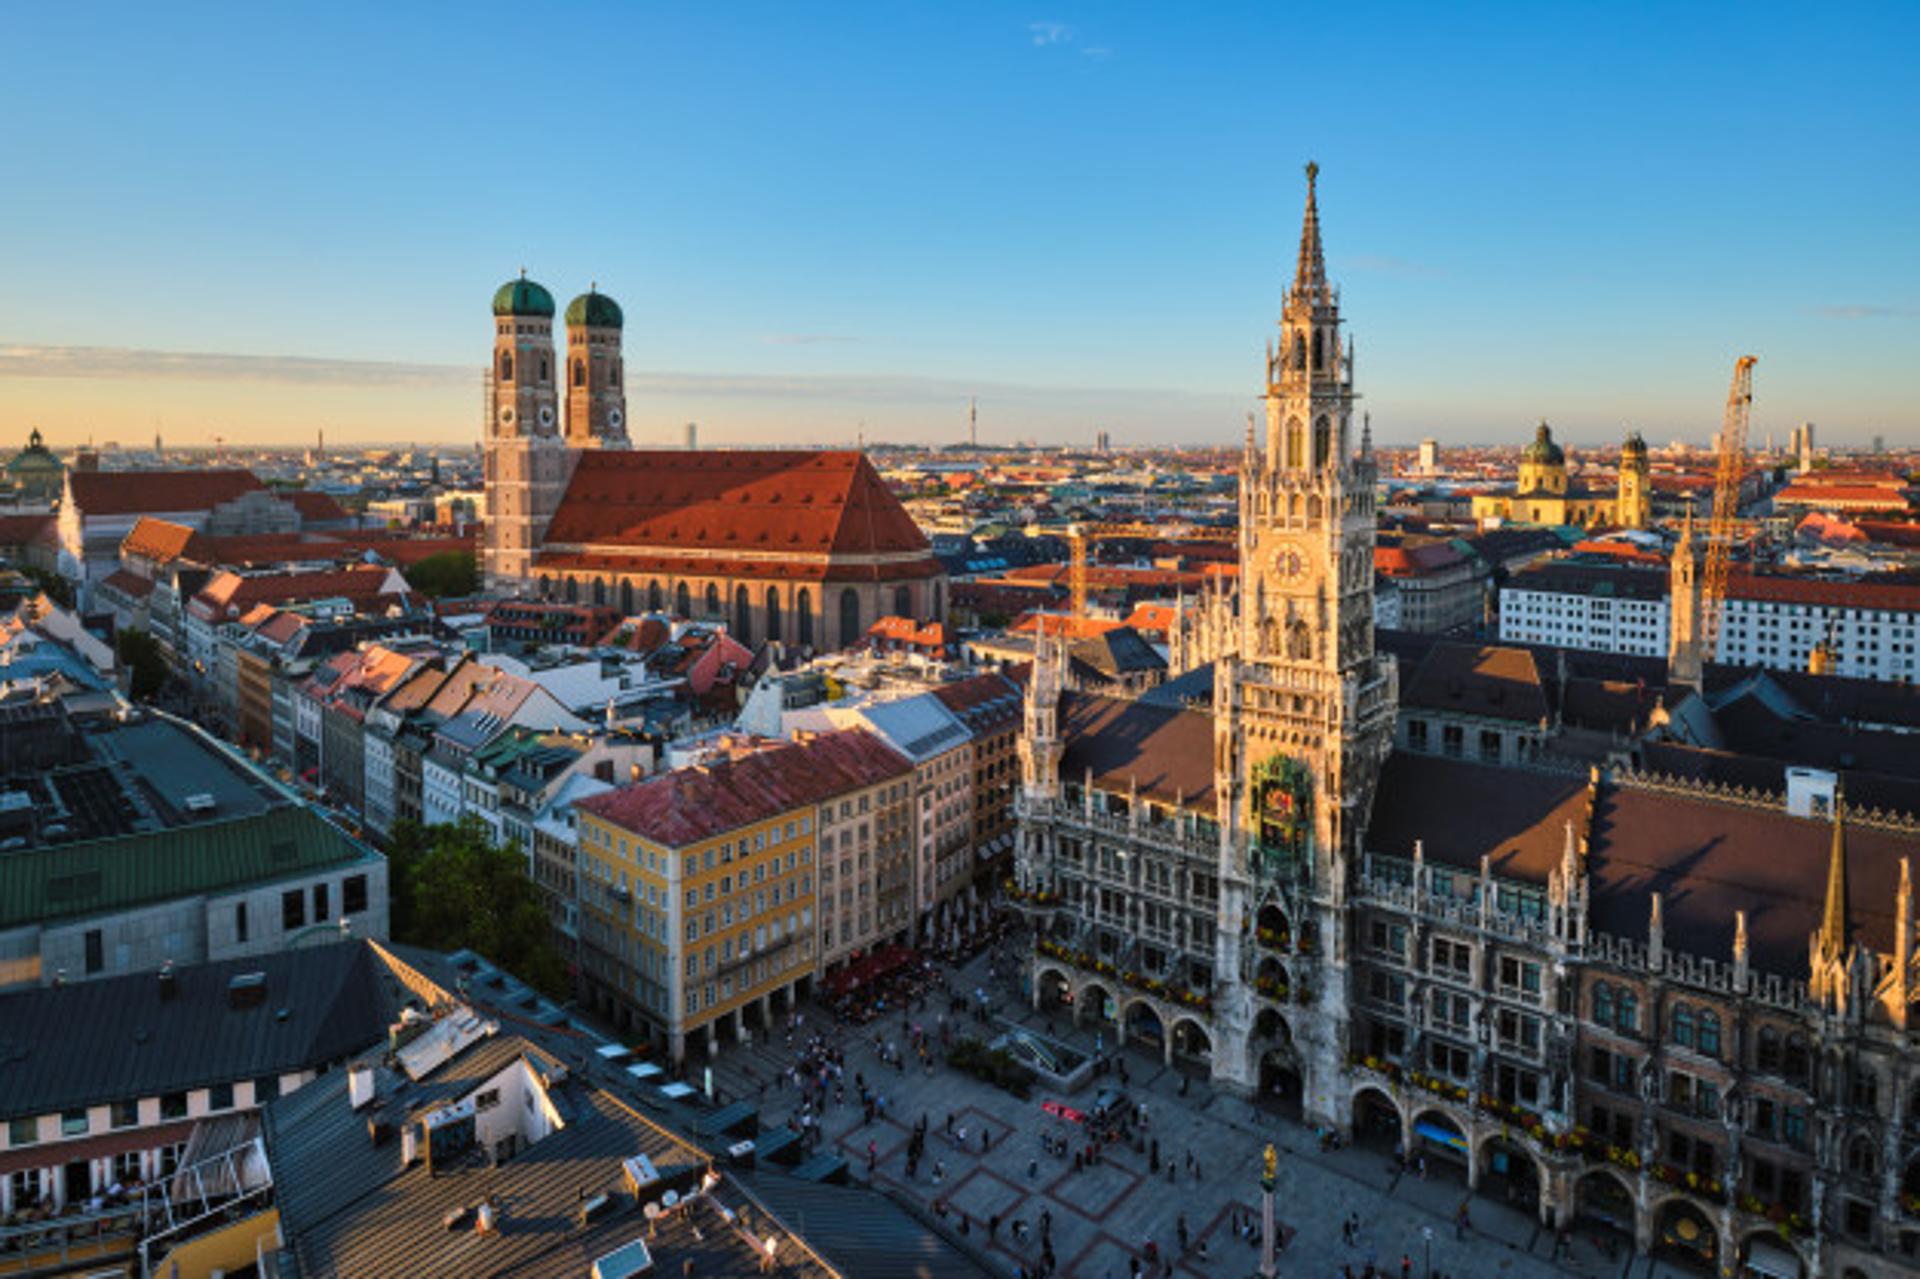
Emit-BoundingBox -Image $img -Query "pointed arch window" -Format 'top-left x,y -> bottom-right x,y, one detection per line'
647,580 -> 663,612
734,585 -> 753,644
499,351 -> 513,381
1670,1003 -> 1693,1049
573,360 -> 585,388
1312,329 -> 1325,372
796,588 -> 813,647
839,588 -> 861,646
1313,416 -> 1331,469
1291,334 -> 1306,371
675,582 -> 691,617
705,583 -> 720,617
893,585 -> 911,619
765,586 -> 781,642
1592,983 -> 1613,1026
1696,1010 -> 1720,1058
1286,418 -> 1304,469
539,356 -> 548,382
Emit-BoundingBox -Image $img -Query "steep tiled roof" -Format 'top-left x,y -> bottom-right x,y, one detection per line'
1060,691 -> 1215,812
68,468 -> 265,516
580,729 -> 910,847
285,490 -> 351,522
121,516 -> 208,564
1401,643 -> 1549,725
0,513 -> 53,547
191,566 -> 409,619
98,568 -> 155,600
542,450 -> 929,558
932,672 -> 1023,732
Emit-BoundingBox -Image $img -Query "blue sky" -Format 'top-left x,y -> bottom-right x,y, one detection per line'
2,2 -> 1914,449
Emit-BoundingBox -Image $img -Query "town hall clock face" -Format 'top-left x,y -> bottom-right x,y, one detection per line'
1265,538 -> 1313,585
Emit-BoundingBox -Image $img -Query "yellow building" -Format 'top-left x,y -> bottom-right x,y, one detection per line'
1472,422 -> 1649,529
575,729 -> 910,1063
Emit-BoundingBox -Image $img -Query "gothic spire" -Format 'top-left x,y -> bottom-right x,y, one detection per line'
1819,789 -> 1851,963
1293,161 -> 1327,301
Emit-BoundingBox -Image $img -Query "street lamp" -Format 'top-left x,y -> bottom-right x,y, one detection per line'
1423,1224 -> 1434,1279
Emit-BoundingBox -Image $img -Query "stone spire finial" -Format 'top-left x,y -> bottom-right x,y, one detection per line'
1293,161 -> 1326,298
1648,892 -> 1665,968
1818,787 -> 1851,965
1361,411 -> 1372,457
1733,909 -> 1750,989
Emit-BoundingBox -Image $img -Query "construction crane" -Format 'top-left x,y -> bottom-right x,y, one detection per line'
1699,355 -> 1758,661
1066,521 -> 1237,618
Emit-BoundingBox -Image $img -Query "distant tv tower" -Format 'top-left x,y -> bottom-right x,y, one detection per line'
969,397 -> 978,448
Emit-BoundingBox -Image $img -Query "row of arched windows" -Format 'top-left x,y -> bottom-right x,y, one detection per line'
1280,416 -> 1336,470
570,359 -> 622,388
1668,1002 -> 1722,1057
544,577 -> 927,650
1591,981 -> 1638,1033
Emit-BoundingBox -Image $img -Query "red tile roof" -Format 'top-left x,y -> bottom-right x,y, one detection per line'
190,566 -> 411,619
579,728 -> 911,847
866,616 -> 947,650
286,491 -> 351,522
98,568 -> 155,600
1010,613 -> 1123,640
932,672 -> 1023,732
1729,569 -> 1920,611
540,450 -> 930,558
0,514 -> 53,547
121,517 -> 208,564
68,469 -> 265,516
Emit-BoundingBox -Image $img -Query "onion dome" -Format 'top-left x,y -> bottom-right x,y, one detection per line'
492,273 -> 556,318
565,288 -> 623,329
1523,420 -> 1566,466
1621,430 -> 1647,458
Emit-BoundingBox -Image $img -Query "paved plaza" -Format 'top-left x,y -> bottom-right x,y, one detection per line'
697,944 -> 1720,1279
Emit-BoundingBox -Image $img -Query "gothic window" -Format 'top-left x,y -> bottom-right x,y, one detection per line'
1312,328 -> 1325,371
1314,416 -> 1332,469
1757,1026 -> 1782,1074
573,360 -> 585,388
675,582 -> 691,617
705,583 -> 720,616
647,580 -> 663,612
499,351 -> 513,381
1670,1003 -> 1693,1049
618,579 -> 633,613
734,585 -> 752,644
1593,982 -> 1613,1026
1782,1034 -> 1811,1087
894,585 -> 912,618
592,577 -> 607,606
1288,619 -> 1312,661
1697,1010 -> 1720,1058
539,356 -> 548,382
612,361 -> 621,388
1616,990 -> 1638,1035
564,576 -> 579,603
765,586 -> 781,642
839,588 -> 861,646
797,589 -> 813,647
1286,418 -> 1304,469
1291,334 -> 1306,371
1846,1136 -> 1877,1178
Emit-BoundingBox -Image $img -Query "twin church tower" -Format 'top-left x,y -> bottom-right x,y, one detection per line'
482,276 -> 630,588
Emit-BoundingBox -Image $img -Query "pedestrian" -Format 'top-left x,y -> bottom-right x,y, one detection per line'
1400,1255 -> 1411,1279
1454,1202 -> 1471,1240
1176,1214 -> 1189,1251
1029,1158 -> 1039,1180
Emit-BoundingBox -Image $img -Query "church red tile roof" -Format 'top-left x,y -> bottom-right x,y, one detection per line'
68,469 -> 265,516
540,450 -> 930,560
285,491 -> 352,522
0,514 -> 53,547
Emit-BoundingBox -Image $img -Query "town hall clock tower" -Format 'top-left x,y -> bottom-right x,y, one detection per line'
1207,164 -> 1399,1116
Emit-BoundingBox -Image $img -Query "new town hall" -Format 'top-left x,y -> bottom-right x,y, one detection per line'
1014,168 -> 1920,1279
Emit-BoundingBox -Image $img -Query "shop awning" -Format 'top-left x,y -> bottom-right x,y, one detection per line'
1413,1119 -> 1467,1152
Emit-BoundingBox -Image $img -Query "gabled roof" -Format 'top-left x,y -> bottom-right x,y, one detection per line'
1060,690 -> 1215,812
0,942 -> 403,1123
68,468 -> 265,516
0,513 -> 54,547
580,729 -> 910,847
285,491 -> 351,522
1401,642 -> 1548,725
931,672 -> 1023,732
191,566 -> 410,619
1069,625 -> 1167,677
121,516 -> 208,565
849,693 -> 971,762
540,449 -> 929,558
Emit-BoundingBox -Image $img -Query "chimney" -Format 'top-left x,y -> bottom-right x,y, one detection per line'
348,1063 -> 376,1110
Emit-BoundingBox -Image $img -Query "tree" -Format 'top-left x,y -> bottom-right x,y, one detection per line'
115,628 -> 169,700
19,566 -> 73,608
404,550 -> 478,599
384,817 -> 568,998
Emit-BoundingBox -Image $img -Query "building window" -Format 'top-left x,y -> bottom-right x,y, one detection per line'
84,928 -> 104,976
343,874 -> 368,915
313,881 -> 330,923
235,901 -> 249,944
111,1100 -> 139,1129
6,1117 -> 35,1147
1697,1010 -> 1720,1059
255,1076 -> 281,1103
1671,1003 -> 1694,1049
160,1092 -> 189,1120
208,1083 -> 234,1112
283,889 -> 306,931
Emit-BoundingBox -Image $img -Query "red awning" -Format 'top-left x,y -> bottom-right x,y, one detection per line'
821,945 -> 916,998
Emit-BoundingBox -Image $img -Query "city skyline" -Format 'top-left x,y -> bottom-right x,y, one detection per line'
3,2 -> 1916,449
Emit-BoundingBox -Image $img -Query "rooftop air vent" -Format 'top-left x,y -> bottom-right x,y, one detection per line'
228,971 -> 268,1010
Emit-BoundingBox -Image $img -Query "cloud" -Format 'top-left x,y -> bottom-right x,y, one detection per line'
0,343 -> 471,388
1809,304 -> 1916,320
758,333 -> 860,346
1028,21 -> 1073,46
1081,45 -> 1112,60
1345,253 -> 1445,279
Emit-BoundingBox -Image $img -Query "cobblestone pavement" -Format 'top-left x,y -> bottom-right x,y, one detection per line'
694,944 -> 1720,1279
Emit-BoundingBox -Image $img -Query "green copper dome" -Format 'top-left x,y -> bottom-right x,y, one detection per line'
493,275 -> 556,318
565,290 -> 623,329
1522,420 -> 1565,466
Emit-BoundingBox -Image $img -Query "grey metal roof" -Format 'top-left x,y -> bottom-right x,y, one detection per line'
267,1025 -> 838,1279
735,1171 -> 1000,1279
0,940 -> 401,1121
